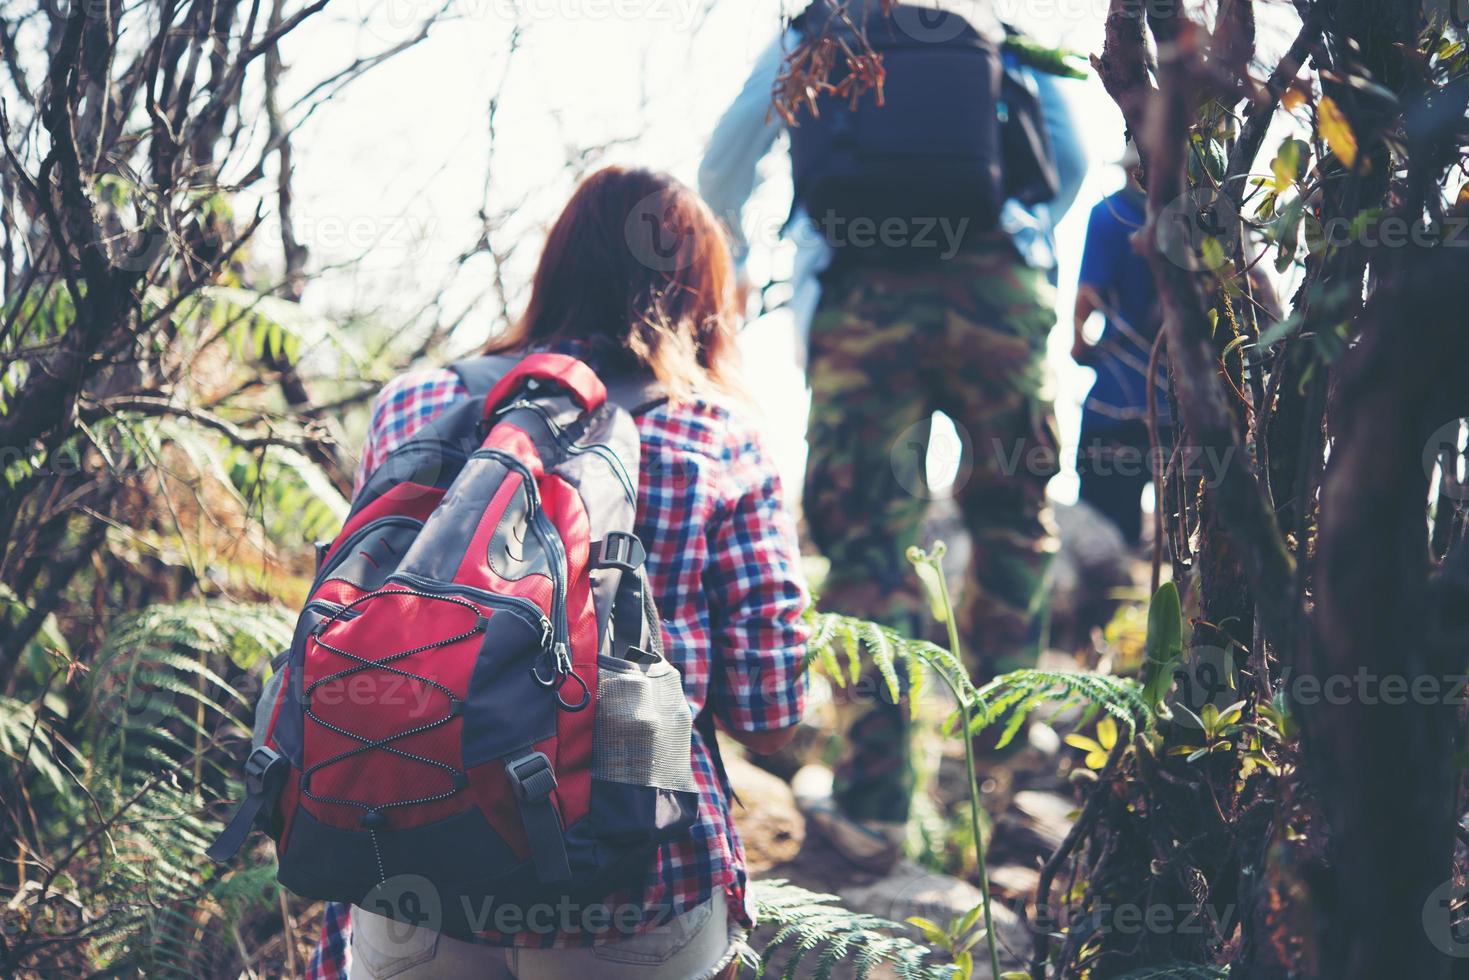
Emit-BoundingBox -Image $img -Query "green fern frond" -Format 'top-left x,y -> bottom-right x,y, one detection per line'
199,284 -> 371,369
804,609 -> 985,710
970,668 -> 1151,747
750,879 -> 955,980
0,694 -> 79,795
226,442 -> 350,545
87,600 -> 294,771
803,610 -> 1150,747
83,778 -> 258,977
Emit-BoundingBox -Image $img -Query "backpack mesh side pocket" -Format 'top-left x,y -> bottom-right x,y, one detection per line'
592,656 -> 697,793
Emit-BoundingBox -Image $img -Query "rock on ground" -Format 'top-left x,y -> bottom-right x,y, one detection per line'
724,740 -> 806,873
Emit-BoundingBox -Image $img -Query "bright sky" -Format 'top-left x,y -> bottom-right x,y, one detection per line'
278,0 -> 1139,501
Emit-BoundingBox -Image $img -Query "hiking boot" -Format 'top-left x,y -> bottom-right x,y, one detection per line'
792,764 -> 905,874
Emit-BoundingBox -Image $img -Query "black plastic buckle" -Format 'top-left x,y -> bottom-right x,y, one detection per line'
598,532 -> 646,573
244,745 -> 286,798
506,751 -> 557,802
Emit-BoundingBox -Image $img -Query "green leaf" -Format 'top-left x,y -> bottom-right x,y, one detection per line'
911,559 -> 950,624
1270,137 -> 1309,192
1215,700 -> 1247,729
904,916 -> 948,946
1271,197 -> 1303,273
1221,333 -> 1250,360
1200,236 -> 1226,271
1142,582 -> 1184,709
1256,309 -> 1304,349
1303,211 -> 1326,256
1172,703 -> 1206,731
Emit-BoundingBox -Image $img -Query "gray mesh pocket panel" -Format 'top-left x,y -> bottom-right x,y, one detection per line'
593,656 -> 697,793
252,652 -> 289,749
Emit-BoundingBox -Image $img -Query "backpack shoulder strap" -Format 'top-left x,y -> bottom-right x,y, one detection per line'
603,373 -> 668,417
448,353 -> 521,398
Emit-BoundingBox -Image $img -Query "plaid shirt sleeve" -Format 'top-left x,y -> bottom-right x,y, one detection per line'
702,415 -> 810,732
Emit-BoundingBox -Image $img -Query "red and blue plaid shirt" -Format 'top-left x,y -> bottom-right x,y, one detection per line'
306,363 -> 809,979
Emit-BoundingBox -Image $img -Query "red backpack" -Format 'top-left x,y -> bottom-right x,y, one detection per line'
208,353 -> 699,937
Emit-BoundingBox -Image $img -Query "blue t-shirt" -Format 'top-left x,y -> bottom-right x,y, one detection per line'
1078,188 -> 1166,428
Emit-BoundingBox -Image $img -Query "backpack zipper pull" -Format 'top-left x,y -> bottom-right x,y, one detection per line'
531,618 -> 560,688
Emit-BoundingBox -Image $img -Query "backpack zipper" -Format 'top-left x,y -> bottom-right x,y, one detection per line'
304,599 -> 360,620
468,449 -> 571,680
311,516 -> 424,593
387,571 -> 551,640
496,398 -> 636,504
564,442 -> 636,503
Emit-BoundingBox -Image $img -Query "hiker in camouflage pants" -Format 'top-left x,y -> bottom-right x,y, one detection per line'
805,237 -> 1060,824
699,7 -> 1085,852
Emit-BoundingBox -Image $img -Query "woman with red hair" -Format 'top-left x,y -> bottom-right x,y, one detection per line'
310,167 -> 810,979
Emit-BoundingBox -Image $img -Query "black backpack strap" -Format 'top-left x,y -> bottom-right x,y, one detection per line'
603,374 -> 668,417
205,745 -> 288,863
503,749 -> 572,882
448,354 -> 521,398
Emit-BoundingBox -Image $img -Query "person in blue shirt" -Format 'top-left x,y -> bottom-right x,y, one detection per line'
700,1 -> 1086,872
1071,149 -> 1167,546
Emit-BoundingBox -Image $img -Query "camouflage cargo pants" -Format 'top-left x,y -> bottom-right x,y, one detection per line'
804,242 -> 1059,823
